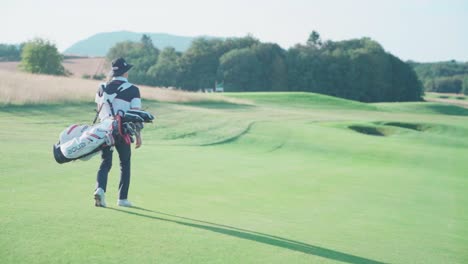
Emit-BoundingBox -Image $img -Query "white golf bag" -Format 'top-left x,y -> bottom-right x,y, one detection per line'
53,109 -> 154,164
53,119 -> 116,163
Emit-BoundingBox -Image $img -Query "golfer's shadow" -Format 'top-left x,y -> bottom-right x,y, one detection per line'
107,206 -> 385,264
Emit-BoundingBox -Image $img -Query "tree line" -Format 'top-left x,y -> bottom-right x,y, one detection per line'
1,32 -> 425,102
409,61 -> 468,94
107,32 -> 423,102
0,44 -> 22,62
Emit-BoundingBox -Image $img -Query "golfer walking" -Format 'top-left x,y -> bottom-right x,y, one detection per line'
93,58 -> 142,207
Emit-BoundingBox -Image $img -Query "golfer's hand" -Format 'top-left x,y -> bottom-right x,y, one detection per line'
135,133 -> 142,149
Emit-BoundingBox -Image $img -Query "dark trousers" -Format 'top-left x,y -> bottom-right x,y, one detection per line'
96,141 -> 131,200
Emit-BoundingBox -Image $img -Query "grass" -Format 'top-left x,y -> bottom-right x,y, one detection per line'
0,70 -> 247,105
374,101 -> 468,116
226,92 -> 377,110
425,92 -> 466,100
423,92 -> 468,109
1,88 -> 468,263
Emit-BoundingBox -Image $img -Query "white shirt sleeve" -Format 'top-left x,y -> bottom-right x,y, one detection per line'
130,98 -> 142,109
95,83 -> 106,104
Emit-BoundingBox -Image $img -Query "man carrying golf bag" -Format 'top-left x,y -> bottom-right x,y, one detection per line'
94,57 -> 141,208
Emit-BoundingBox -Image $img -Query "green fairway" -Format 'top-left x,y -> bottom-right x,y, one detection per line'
1,92 -> 467,264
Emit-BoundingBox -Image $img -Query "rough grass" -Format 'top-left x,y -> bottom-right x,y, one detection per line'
0,57 -> 107,78
62,57 -> 108,78
0,70 -> 248,105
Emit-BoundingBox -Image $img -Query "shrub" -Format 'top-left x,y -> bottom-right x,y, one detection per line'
20,38 -> 65,76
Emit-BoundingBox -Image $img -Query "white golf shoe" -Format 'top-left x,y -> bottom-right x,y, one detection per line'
94,188 -> 106,207
117,199 -> 132,207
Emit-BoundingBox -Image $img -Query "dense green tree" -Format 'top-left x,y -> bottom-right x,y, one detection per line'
106,41 -> 139,61
215,41 -> 287,92
177,38 -> 223,90
251,43 -> 288,91
106,31 -> 424,102
287,35 -> 422,102
147,47 -> 181,87
410,61 -> 468,92
431,77 -> 463,93
177,36 -> 259,90
141,34 -> 153,50
307,30 -> 322,48
463,76 -> 468,95
218,48 -> 262,91
215,35 -> 260,55
106,34 -> 159,84
388,54 -> 423,101
0,44 -> 22,61
136,34 -> 160,73
287,45 -> 320,92
20,39 -> 65,75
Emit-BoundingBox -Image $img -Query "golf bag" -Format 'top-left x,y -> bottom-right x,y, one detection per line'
53,109 -> 154,164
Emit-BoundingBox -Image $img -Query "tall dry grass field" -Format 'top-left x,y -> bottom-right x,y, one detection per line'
0,70 -> 246,105
62,57 -> 108,77
0,57 -> 107,77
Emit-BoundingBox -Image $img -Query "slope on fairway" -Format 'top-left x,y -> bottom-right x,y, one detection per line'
226,92 -> 377,110
375,101 -> 468,116
0,93 -> 467,264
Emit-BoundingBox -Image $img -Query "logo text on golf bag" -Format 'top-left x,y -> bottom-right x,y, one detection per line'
67,142 -> 86,155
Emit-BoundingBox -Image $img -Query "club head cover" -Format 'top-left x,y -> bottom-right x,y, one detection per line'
126,110 -> 155,122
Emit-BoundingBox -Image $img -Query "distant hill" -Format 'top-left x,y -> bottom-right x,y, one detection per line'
64,31 -> 220,57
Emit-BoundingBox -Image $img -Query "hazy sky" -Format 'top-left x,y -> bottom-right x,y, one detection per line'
1,0 -> 467,62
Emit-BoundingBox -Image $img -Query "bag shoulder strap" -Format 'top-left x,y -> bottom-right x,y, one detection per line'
94,81 -> 131,124
104,81 -> 134,117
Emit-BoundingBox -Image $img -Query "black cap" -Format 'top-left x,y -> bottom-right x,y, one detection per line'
111,57 -> 133,76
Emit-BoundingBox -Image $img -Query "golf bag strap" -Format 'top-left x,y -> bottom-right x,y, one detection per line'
107,99 -> 116,117
92,103 -> 104,125
95,81 -> 130,122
